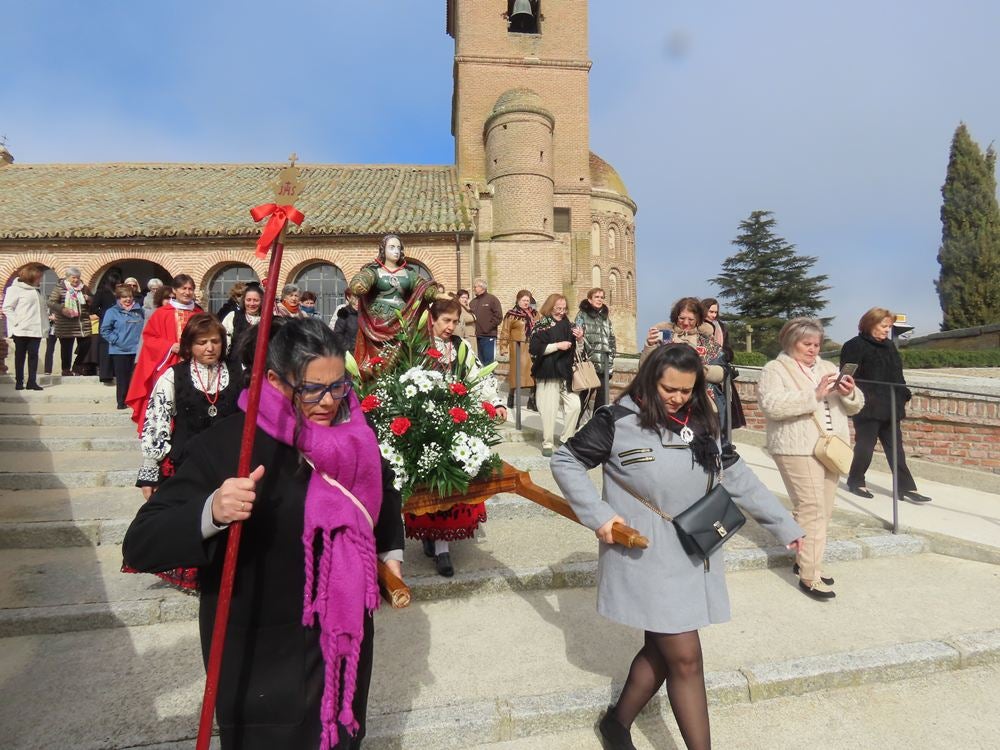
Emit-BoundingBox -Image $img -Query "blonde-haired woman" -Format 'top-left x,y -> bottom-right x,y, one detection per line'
758,318 -> 864,600
528,293 -> 583,457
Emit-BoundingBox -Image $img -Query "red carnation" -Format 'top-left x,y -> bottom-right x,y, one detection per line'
695,346 -> 707,357
426,348 -> 443,360
482,401 -> 497,418
361,395 -> 380,413
369,356 -> 384,366
449,407 -> 469,424
390,417 -> 411,436
450,382 -> 468,395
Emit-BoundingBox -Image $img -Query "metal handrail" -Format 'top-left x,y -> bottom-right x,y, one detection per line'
735,364 -> 998,533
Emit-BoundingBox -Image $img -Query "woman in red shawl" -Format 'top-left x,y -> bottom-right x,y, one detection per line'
126,274 -> 203,432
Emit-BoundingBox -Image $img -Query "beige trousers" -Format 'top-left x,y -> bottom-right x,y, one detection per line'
535,378 -> 581,449
773,454 -> 837,584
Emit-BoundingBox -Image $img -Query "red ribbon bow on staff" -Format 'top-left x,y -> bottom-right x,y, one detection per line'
250,203 -> 305,258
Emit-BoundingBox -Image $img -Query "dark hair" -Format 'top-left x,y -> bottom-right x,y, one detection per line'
376,234 -> 405,264
701,297 -> 719,314
178,313 -> 227,362
429,297 -> 462,320
514,289 -> 532,305
265,317 -> 344,387
670,297 -> 704,327
619,343 -> 719,438
242,284 -> 263,303
300,291 -> 317,303
457,289 -> 470,299
17,263 -> 44,284
172,274 -> 195,289
101,269 -> 124,291
153,285 -> 174,307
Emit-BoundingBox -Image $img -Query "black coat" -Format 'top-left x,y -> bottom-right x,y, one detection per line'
839,333 -> 912,422
529,316 -> 575,386
122,413 -> 403,748
333,305 -> 359,355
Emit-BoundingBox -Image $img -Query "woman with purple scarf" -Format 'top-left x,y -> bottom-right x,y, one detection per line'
123,317 -> 404,749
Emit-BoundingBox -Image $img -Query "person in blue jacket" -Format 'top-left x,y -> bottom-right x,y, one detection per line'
100,284 -> 145,409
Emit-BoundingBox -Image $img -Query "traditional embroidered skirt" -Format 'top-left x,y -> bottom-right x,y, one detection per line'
404,502 -> 487,542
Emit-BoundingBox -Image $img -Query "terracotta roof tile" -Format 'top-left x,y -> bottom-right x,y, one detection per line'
0,163 -> 472,240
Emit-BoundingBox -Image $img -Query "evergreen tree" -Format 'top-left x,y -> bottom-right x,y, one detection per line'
936,123 -> 1000,330
710,210 -> 829,355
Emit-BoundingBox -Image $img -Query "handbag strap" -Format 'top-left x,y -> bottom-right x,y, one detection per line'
615,470 -> 714,525
777,357 -> 831,435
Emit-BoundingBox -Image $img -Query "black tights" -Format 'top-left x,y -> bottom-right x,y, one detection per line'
614,629 -> 710,750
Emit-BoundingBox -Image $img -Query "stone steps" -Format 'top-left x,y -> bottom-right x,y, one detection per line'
1,553 -> 998,749
0,412 -> 134,426
0,450 -> 139,490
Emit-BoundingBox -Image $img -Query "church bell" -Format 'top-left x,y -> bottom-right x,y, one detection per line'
510,0 -> 534,20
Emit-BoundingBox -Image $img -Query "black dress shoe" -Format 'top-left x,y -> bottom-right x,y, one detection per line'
902,491 -> 932,504
27,383 -> 44,391
848,485 -> 874,499
14,383 -> 24,391
799,580 -> 836,600
422,539 -> 435,558
598,707 -> 636,750
793,563 -> 834,586
434,552 -> 454,577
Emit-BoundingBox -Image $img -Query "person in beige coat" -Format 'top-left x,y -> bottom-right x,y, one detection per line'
499,289 -> 538,409
758,318 -> 865,601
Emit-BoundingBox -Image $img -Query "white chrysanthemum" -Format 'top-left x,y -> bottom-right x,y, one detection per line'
404,384 -> 418,398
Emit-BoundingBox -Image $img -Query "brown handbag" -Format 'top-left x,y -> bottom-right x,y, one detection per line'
571,347 -> 602,392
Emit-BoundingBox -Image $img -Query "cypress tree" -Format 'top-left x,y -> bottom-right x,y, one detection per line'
936,123 -> 1000,329
710,210 -> 830,354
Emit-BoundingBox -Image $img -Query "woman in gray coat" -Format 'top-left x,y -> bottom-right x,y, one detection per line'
552,344 -> 803,750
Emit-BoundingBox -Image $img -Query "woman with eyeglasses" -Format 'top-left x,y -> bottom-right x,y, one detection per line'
130,313 -> 241,590
124,317 -> 404,749
404,298 -> 507,577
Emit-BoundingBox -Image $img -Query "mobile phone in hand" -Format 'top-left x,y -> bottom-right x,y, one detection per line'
660,329 -> 673,344
835,363 -> 858,386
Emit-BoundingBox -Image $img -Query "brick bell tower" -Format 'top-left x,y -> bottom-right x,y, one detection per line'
447,1 -> 594,299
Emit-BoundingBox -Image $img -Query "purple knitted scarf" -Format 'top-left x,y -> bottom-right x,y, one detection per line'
239,382 -> 383,748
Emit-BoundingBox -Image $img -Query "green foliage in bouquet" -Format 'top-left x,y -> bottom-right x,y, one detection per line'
346,310 -> 504,502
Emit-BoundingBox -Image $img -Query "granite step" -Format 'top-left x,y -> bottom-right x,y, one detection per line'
0,399 -> 122,414
0,412 -> 135,426
0,528 -> 929,638
1,553 -> 997,749
0,450 -> 139,490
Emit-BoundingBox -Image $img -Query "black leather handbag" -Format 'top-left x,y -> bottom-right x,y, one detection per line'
620,473 -> 746,564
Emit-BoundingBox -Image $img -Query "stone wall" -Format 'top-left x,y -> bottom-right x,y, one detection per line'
735,372 -> 1000,475
900,323 -> 1000,351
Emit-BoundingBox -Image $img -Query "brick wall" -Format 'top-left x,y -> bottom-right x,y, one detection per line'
735,377 -> 1000,475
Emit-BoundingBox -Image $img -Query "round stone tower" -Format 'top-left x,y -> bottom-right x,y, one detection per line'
483,88 -> 554,240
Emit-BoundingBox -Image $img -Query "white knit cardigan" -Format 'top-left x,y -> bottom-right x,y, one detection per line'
758,352 -> 865,456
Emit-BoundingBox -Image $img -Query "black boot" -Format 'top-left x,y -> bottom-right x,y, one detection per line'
422,539 -> 435,558
506,391 -> 515,408
598,707 -> 636,750
15,382 -> 24,391
526,392 -> 537,411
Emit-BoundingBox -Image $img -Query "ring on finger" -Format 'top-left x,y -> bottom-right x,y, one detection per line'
240,501 -> 246,512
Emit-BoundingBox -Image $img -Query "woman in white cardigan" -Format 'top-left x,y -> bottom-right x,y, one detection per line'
2,264 -> 49,390
758,318 -> 864,601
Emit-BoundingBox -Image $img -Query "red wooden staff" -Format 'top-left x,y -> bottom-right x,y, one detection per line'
196,156 -> 305,750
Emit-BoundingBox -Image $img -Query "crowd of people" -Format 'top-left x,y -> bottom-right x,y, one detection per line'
3,250 -> 935,750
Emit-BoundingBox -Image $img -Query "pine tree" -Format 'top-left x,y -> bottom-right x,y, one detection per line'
936,123 -> 1000,330
710,210 -> 829,354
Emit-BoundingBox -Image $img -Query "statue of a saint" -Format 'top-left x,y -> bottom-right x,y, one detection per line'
349,234 -> 437,376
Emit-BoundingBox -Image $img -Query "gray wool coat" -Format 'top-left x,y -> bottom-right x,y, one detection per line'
551,396 -> 804,634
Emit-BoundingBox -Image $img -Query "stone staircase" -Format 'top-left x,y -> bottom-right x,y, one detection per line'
1,377 -> 998,749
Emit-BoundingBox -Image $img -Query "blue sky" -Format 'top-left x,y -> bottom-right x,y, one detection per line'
4,1 -> 1000,345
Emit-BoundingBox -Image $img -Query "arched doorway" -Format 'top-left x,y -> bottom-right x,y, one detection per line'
293,263 -> 347,322
207,264 -> 260,315
93,260 -> 173,297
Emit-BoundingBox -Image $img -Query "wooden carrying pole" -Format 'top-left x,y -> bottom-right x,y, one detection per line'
196,158 -> 303,750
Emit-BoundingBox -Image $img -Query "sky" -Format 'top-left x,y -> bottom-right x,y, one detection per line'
4,0 -> 1000,345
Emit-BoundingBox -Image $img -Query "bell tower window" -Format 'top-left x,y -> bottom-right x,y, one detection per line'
507,0 -> 540,34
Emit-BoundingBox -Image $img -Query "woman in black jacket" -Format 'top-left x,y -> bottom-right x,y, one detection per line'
332,292 -> 360,357
529,293 -> 583,457
839,307 -> 931,503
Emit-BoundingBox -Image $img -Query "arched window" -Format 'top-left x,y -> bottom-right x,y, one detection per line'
293,263 -> 347,322
608,227 -> 617,256
626,271 -> 634,305
208,264 -> 259,315
591,222 -> 601,257
592,265 -> 602,289
608,269 -> 620,306
507,0 -> 540,34
4,265 -> 59,302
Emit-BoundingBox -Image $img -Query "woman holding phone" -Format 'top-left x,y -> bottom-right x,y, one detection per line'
758,318 -> 864,600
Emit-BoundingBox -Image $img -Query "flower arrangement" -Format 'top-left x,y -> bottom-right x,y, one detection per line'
346,311 -> 504,502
